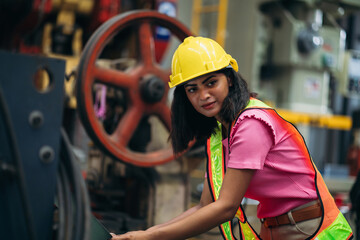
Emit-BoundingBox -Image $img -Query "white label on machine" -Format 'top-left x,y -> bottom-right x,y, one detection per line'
304,77 -> 321,98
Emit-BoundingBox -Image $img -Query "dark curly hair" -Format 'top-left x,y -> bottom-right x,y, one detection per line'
169,68 -> 252,154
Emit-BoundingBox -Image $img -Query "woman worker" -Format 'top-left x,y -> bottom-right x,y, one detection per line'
111,36 -> 353,240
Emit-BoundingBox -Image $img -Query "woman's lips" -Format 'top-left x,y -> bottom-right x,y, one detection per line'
202,102 -> 216,110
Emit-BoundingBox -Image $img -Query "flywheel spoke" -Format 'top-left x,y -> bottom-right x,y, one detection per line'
138,21 -> 155,67
110,105 -> 143,147
93,66 -> 133,88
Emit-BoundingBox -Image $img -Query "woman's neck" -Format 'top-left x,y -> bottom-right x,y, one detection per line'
215,116 -> 230,133
215,114 -> 230,138
220,121 -> 230,138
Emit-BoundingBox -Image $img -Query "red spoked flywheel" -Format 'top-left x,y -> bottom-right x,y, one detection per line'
76,10 -> 193,167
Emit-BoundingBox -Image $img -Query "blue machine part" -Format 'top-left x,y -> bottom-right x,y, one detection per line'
156,1 -> 177,40
0,51 -> 65,240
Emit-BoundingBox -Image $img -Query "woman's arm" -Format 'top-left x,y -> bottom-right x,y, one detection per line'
112,168 -> 254,240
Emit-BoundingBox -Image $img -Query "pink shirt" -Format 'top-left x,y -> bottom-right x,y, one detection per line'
223,109 -> 317,218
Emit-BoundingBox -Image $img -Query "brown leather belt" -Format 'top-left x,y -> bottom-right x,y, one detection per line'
263,201 -> 322,228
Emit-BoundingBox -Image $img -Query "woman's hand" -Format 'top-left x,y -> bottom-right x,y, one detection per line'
110,231 -> 152,240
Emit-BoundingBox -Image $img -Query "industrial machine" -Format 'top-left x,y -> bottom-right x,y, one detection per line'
254,0 -> 359,169
258,0 -> 359,113
74,8 -> 195,235
0,0 -> 198,239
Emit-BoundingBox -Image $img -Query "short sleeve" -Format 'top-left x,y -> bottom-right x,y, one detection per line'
227,117 -> 273,170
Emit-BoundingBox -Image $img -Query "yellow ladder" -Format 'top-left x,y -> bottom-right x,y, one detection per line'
191,0 -> 229,48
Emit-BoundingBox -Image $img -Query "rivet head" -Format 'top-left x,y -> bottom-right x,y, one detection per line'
29,111 -> 44,128
39,146 -> 54,164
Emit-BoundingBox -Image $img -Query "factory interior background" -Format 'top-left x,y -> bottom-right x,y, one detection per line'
1,0 -> 360,239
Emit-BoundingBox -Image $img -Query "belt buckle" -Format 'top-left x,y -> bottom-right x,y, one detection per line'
264,220 -> 270,228
261,218 -> 271,228
287,210 -> 296,225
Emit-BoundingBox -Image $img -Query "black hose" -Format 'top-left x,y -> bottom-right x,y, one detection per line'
60,129 -> 84,239
0,86 -> 37,240
56,161 -> 73,240
56,173 -> 65,240
60,128 -> 91,240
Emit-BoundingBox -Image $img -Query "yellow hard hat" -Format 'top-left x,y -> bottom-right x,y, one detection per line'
169,36 -> 238,88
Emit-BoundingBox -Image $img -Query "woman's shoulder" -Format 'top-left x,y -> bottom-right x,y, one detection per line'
231,108 -> 277,141
238,108 -> 275,123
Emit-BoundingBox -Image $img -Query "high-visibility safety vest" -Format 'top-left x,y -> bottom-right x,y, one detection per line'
206,98 -> 353,240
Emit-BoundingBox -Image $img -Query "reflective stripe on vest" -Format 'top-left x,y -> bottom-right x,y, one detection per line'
206,121 -> 260,240
206,98 -> 353,240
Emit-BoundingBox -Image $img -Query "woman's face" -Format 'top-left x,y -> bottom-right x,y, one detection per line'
184,72 -> 230,121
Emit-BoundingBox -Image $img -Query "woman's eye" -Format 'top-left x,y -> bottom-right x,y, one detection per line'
207,80 -> 217,86
187,88 -> 196,93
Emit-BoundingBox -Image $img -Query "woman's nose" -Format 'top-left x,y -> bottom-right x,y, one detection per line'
199,88 -> 210,100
